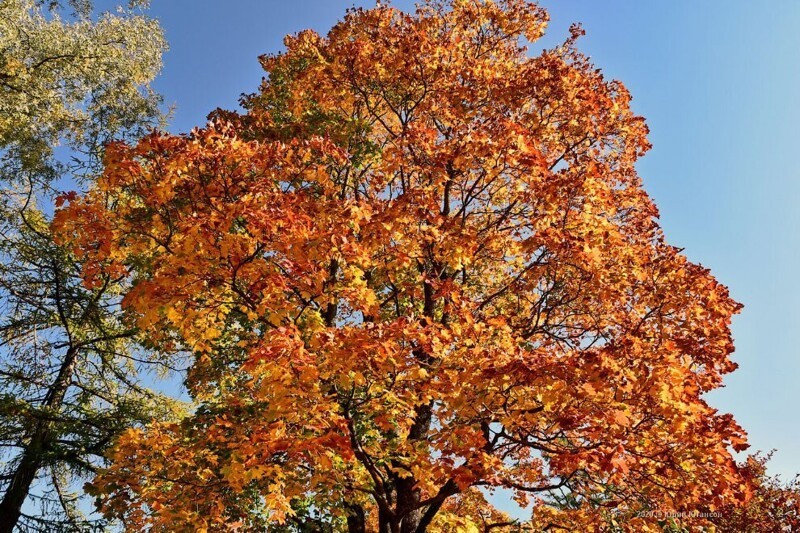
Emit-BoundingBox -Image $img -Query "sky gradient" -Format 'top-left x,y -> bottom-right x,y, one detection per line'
139,0 -> 800,509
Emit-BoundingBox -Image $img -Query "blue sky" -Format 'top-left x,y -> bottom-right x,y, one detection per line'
142,0 -> 799,503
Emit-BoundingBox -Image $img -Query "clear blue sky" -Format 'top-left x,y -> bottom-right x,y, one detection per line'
141,0 -> 800,505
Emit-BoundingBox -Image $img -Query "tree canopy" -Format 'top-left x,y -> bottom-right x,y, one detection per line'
0,0 -> 165,188
54,0 -> 765,531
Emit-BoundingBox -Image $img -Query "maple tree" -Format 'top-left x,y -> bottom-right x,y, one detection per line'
54,0 -> 757,530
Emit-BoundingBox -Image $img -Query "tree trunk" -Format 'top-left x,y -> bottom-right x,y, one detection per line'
0,347 -> 78,533
346,503 -> 366,533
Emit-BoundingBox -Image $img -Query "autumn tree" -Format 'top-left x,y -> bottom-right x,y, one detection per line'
574,453 -> 800,532
55,0 -> 753,531
0,1 -> 183,531
710,454 -> 800,532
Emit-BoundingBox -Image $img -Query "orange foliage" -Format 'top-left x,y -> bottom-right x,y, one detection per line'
711,454 -> 800,532
55,1 -> 753,530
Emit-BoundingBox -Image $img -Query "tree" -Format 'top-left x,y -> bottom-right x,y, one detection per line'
710,454 -> 800,532
0,1 -> 183,531
0,0 -> 164,188
0,205 -> 183,532
572,453 -> 800,532
55,0 -> 753,530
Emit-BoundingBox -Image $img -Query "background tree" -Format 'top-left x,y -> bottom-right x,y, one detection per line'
0,1 -> 184,531
0,207 -> 183,532
56,0 -> 754,530
551,453 -> 800,532
0,0 -> 164,188
710,453 -> 800,532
